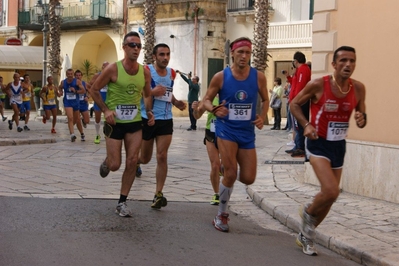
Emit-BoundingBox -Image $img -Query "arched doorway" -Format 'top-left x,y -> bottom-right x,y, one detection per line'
72,31 -> 118,81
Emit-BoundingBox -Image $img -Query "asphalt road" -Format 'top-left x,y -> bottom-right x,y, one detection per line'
0,197 -> 359,266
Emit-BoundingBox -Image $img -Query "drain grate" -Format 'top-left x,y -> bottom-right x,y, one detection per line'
264,160 -> 305,165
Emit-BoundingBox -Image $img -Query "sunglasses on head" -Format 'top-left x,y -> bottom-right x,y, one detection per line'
125,42 -> 142,49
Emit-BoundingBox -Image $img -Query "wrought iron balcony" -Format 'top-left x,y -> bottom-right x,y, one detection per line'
227,0 -> 255,12
18,0 -> 122,31
0,11 -> 4,26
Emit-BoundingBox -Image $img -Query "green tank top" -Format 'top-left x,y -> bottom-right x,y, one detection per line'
206,97 -> 219,130
106,61 -> 145,123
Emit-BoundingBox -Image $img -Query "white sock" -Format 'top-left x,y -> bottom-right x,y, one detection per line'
95,122 -> 100,136
218,183 -> 233,216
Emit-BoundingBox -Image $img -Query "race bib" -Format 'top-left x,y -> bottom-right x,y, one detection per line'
25,92 -> 31,98
100,85 -> 108,92
79,95 -> 85,101
228,103 -> 252,121
115,104 -> 138,120
154,87 -> 173,102
66,93 -> 76,100
210,118 -> 216,132
48,99 -> 56,105
12,94 -> 22,102
326,121 -> 349,141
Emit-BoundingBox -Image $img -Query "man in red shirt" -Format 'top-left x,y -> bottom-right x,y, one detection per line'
285,52 -> 311,157
290,45 -> 366,256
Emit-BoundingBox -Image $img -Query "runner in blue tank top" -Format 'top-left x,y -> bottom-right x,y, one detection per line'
58,68 -> 86,142
201,37 -> 269,232
137,43 -> 186,210
74,69 -> 88,141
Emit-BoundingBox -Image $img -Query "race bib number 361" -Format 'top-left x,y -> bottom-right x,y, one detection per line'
116,104 -> 138,120
326,121 -> 349,141
228,103 -> 252,121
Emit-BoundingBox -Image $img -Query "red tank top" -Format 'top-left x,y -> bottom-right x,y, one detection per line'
310,75 -> 357,140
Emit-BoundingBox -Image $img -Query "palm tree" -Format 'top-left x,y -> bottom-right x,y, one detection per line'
143,0 -> 157,65
252,0 -> 270,123
48,0 -> 62,84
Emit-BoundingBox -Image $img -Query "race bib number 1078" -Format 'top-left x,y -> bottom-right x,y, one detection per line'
326,121 -> 349,141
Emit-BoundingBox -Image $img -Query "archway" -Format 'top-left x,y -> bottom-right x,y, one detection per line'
72,31 -> 118,81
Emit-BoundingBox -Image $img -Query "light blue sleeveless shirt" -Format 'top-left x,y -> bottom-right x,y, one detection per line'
141,64 -> 174,120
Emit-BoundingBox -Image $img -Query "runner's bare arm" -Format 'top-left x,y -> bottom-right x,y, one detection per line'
353,80 -> 367,128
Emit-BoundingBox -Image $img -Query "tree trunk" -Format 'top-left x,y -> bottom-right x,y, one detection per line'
143,0 -> 157,65
48,0 -> 62,114
252,0 -> 270,124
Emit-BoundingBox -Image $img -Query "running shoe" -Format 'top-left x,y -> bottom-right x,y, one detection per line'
299,204 -> 317,239
42,117 -> 46,124
51,128 -> 56,134
135,164 -> 142,177
8,120 -> 12,130
2,116 -> 7,121
99,159 -> 110,178
24,125 -> 30,131
94,135 -> 100,144
213,212 -> 229,232
210,194 -> 220,205
296,232 -> 318,256
285,149 -> 295,154
71,134 -> 77,142
151,191 -> 167,209
20,115 -> 25,121
287,140 -> 295,146
115,202 -> 132,217
82,118 -> 87,128
81,133 -> 85,141
291,149 -> 305,158
17,127 -> 23,132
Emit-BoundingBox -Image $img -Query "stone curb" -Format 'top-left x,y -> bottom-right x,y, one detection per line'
247,164 -> 396,266
0,138 -> 56,146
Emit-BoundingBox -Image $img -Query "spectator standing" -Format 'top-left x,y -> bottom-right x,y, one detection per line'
177,70 -> 200,131
285,52 -> 311,157
269,77 -> 283,130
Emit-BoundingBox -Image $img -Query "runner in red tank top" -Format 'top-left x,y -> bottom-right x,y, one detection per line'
290,46 -> 367,256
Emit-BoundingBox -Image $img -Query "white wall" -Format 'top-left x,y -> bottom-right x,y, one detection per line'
132,21 -> 199,101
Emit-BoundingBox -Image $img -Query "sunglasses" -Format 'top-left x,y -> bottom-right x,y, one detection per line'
125,42 -> 142,49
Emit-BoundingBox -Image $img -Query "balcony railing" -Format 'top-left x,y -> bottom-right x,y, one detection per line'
227,0 -> 255,12
18,0 -> 122,27
268,21 -> 312,48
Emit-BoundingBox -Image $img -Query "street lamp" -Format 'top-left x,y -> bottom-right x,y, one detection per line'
34,0 -> 63,115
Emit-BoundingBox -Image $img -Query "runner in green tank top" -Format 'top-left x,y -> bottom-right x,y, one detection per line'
89,31 -> 154,217
193,97 -> 222,206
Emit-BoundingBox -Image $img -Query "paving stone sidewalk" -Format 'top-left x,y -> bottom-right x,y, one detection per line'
0,110 -> 397,265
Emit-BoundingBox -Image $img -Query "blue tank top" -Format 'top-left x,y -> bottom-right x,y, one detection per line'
63,78 -> 80,105
10,81 -> 23,104
79,81 -> 88,105
216,67 -> 258,135
141,65 -> 174,120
